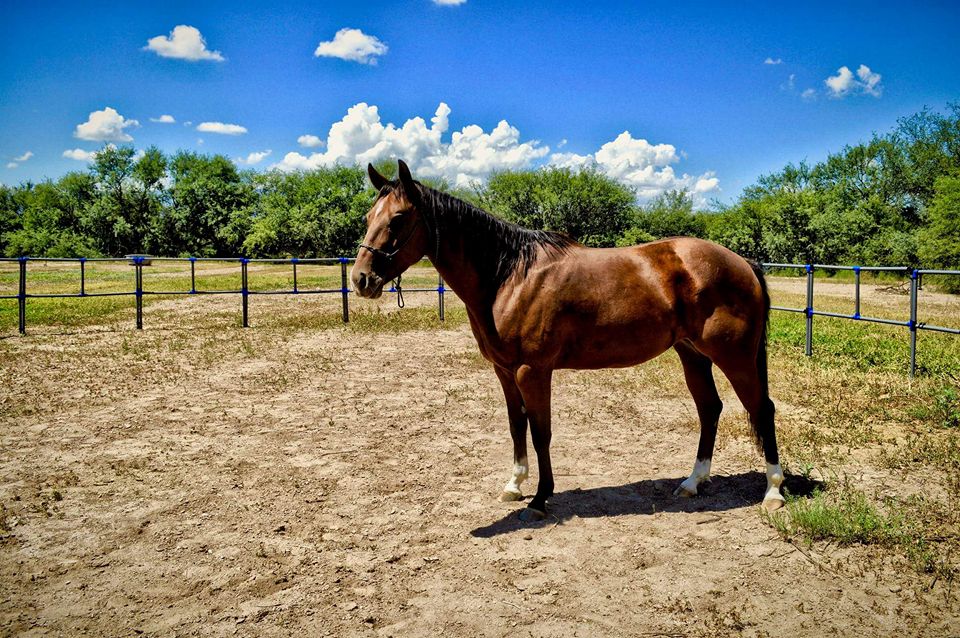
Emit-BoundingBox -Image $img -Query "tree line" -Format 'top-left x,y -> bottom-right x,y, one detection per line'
2,105 -> 958,276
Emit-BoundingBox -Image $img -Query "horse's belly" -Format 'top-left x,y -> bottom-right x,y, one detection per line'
553,323 -> 675,370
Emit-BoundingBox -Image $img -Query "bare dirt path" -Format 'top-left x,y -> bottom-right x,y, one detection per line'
0,296 -> 956,637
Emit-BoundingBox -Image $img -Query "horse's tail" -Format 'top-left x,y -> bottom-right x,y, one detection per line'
748,260 -> 773,451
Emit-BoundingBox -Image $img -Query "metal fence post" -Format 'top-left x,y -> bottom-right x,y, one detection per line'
909,269 -> 918,377
189,257 -> 196,294
80,258 -> 86,297
241,259 -> 249,328
438,274 -> 445,321
853,266 -> 860,319
18,256 -> 27,335
340,257 -> 349,323
805,264 -> 814,357
292,257 -> 298,294
134,257 -> 143,330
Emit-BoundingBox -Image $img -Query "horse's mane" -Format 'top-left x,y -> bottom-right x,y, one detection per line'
388,181 -> 578,289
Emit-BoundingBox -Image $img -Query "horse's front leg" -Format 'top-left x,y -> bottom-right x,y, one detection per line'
494,365 -> 529,502
514,365 -> 553,522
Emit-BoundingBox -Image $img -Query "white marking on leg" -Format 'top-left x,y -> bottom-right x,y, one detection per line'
764,462 -> 785,505
503,455 -> 528,497
677,458 -> 711,496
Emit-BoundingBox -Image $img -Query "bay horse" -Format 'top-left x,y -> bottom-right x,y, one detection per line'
353,160 -> 785,522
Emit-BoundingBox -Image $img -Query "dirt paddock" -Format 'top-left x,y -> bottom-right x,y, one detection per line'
0,286 -> 957,637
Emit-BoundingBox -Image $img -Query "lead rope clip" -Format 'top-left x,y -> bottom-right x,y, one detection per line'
394,274 -> 404,308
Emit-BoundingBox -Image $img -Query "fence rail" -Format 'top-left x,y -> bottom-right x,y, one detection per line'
761,262 -> 960,377
2,256 -> 957,377
0,256 -> 447,334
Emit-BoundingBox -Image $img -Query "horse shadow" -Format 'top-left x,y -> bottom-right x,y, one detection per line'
469,471 -> 821,538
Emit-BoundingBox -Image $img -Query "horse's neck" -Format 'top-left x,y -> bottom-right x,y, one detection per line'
429,228 -> 494,315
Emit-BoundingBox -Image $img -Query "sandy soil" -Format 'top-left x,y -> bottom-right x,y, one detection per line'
0,292 -> 957,637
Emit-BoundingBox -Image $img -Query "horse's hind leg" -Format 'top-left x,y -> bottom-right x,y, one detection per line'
712,355 -> 785,512
673,341 -> 724,498
494,365 -> 529,502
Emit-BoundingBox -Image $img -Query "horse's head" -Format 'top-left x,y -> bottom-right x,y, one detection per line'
352,159 -> 431,299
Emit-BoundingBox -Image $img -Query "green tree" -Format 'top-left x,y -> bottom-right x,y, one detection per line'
481,166 -> 635,246
159,152 -> 254,256
918,172 -> 960,290
244,166 -> 370,257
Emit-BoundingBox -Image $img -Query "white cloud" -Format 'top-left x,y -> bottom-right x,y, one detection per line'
196,121 -> 247,135
63,148 -> 98,161
236,150 -> 272,165
14,151 -> 33,162
549,131 -> 719,202
273,102 -> 548,188
6,162 -> 17,169
74,107 -> 140,142
780,73 -> 796,92
856,64 -> 883,97
433,0 -> 467,4
151,114 -> 175,123
144,25 -> 224,62
825,64 -> 883,98
801,88 -> 817,101
764,57 -> 783,65
825,66 -> 855,97
314,28 -> 387,65
298,134 -> 324,148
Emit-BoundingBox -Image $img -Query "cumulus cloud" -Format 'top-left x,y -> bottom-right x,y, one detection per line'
151,114 -> 176,123
6,162 -> 17,169
298,134 -> 324,148
856,64 -> 883,97
549,132 -> 719,201
74,107 -> 139,142
144,25 -> 224,62
764,57 -> 783,65
274,102 -> 548,188
14,151 -> 33,162
196,121 -> 247,135
63,148 -> 98,162
314,28 -> 387,64
801,88 -> 817,101
236,150 -> 272,165
825,64 -> 883,98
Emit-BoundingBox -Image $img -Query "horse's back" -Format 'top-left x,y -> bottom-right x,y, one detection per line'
493,237 -> 764,370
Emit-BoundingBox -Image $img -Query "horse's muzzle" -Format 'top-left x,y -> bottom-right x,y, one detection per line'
352,270 -> 385,299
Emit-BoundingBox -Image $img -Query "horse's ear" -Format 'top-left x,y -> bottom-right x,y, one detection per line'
397,160 -> 420,202
368,163 -> 389,191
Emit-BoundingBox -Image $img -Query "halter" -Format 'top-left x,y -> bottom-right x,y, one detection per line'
358,208 -> 438,308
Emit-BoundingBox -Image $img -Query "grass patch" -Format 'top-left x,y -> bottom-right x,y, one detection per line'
768,312 -> 960,378
266,305 -> 469,333
767,481 -> 957,584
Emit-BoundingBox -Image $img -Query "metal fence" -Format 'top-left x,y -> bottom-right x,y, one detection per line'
2,256 -> 957,377
0,256 -> 447,334
762,263 -> 960,377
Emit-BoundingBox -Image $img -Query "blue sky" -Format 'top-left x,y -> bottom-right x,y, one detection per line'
1,0 -> 958,202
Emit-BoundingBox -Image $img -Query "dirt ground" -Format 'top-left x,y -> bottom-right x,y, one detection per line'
1,284 -> 958,637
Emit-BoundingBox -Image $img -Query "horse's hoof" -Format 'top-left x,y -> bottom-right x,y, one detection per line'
762,497 -> 785,512
500,489 -> 523,502
673,485 -> 696,498
518,507 -> 546,523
